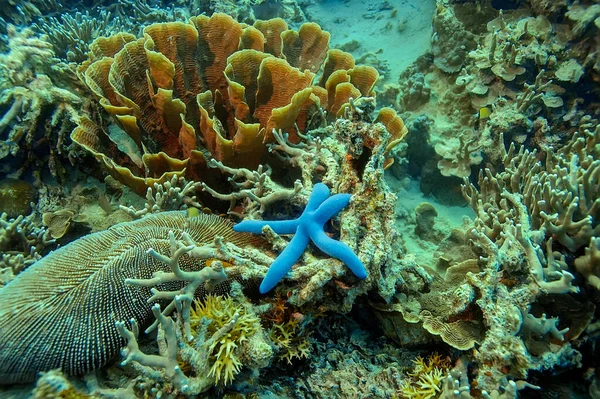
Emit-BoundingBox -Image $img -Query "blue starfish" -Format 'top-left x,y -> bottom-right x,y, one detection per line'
233,183 -> 367,293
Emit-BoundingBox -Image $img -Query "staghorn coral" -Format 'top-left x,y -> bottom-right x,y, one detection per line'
0,211 -> 266,384
575,237 -> 600,290
72,13 -> 380,198
455,130 -> 599,391
119,175 -> 204,218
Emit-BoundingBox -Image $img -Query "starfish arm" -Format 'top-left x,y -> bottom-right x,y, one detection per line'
309,229 -> 367,280
260,229 -> 310,293
312,193 -> 352,224
305,183 -> 330,212
233,219 -> 299,234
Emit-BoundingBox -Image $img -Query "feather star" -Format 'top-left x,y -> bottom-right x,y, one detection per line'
233,183 -> 367,293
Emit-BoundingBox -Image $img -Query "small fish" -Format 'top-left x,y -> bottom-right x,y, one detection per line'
479,107 -> 492,120
187,207 -> 200,218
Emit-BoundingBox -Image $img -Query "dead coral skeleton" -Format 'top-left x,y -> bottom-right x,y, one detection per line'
201,158 -> 304,219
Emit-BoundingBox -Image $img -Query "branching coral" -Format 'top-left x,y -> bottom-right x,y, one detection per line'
34,11 -> 123,63
397,353 -> 451,399
0,25 -> 81,181
455,130 -> 598,391
117,290 -> 270,394
269,319 -> 311,364
0,0 -> 59,26
0,212 -> 54,286
190,294 -> 264,385
120,175 -> 204,218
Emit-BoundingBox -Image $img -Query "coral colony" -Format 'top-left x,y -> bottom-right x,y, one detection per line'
0,1 -> 600,398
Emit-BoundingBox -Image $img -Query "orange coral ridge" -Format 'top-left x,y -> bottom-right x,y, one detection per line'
72,13 -> 382,195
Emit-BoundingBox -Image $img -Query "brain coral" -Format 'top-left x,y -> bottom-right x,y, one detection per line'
0,211 -> 260,384
72,13 -> 379,195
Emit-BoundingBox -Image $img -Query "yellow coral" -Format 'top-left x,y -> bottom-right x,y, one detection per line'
269,319 -> 311,364
398,353 -> 450,399
190,295 -> 261,385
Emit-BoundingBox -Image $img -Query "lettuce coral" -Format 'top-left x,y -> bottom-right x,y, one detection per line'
71,13 -> 379,197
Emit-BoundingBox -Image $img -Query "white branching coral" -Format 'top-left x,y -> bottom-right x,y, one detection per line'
116,231 -> 271,395
0,212 -> 54,286
120,176 -> 203,218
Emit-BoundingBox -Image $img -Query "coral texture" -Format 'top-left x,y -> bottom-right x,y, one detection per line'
0,211 -> 263,383
72,13 -> 379,196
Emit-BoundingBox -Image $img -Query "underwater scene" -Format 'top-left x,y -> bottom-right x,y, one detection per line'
0,0 -> 599,397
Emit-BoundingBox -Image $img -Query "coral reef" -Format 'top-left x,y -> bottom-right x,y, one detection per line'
233,182 -> 368,294
1,0 -> 600,397
0,25 -> 81,182
0,211 -> 53,287
34,11 -> 122,63
0,211 -> 265,383
397,353 -> 451,399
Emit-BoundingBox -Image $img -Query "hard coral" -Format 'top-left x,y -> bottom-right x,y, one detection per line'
0,211 -> 264,384
0,26 -> 81,181
72,13 -> 379,197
